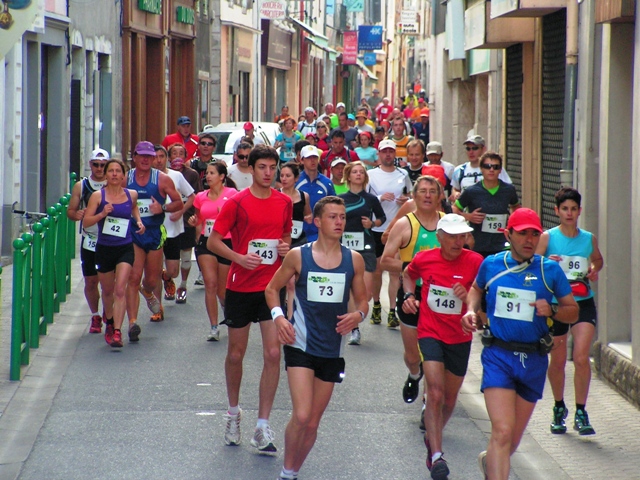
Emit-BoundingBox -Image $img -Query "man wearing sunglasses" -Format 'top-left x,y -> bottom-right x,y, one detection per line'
162,116 -> 200,160
67,148 -> 109,333
227,142 -> 254,190
190,132 -> 217,189
453,152 -> 520,258
450,135 -> 511,203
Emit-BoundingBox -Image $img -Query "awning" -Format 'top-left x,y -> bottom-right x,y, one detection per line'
272,20 -> 296,34
356,58 -> 378,81
288,17 -> 329,41
220,20 -> 263,35
305,35 -> 338,56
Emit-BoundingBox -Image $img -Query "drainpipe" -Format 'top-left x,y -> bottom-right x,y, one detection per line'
560,0 -> 579,187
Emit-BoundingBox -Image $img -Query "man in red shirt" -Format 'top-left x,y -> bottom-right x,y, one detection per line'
402,214 -> 483,479
161,116 -> 199,159
375,97 -> 392,123
208,144 -> 292,455
320,131 -> 359,176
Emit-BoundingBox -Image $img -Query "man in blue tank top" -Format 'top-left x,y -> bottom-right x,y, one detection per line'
124,141 -> 183,338
461,208 -> 578,480
536,187 -> 603,436
266,196 -> 368,480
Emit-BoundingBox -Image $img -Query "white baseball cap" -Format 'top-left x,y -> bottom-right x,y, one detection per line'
378,139 -> 397,151
437,214 -> 473,234
331,158 -> 347,168
426,142 -> 443,155
91,148 -> 110,160
300,145 -> 320,159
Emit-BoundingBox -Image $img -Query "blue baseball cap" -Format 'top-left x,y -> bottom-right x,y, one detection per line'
177,116 -> 191,125
347,113 -> 356,121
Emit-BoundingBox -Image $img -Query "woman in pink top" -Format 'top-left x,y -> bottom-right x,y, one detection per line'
189,162 -> 238,341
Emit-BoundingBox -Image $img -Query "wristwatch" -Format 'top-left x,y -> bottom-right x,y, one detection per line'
403,292 -> 416,301
357,310 -> 366,322
550,304 -> 559,317
162,204 -> 167,212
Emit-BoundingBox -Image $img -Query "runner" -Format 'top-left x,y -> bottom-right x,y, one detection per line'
368,139 -> 412,327
67,148 -> 108,333
381,176 -> 443,408
265,196 -> 368,480
535,187 -> 603,436
82,159 -> 145,348
152,145 -> 196,314
125,141 -> 182,339
402,214 -> 483,479
207,144 -> 292,453
279,162 -> 312,319
338,161 -> 385,345
460,208 -> 578,480
189,162 -> 238,341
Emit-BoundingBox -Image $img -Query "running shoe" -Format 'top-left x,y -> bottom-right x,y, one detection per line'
207,325 -> 220,342
477,450 -> 488,480
89,315 -> 102,333
370,303 -> 382,324
139,286 -> 161,314
424,436 -> 433,470
250,425 -> 277,454
550,405 -> 568,434
419,409 -> 426,431
387,310 -> 399,328
277,471 -> 297,480
348,328 -> 361,345
110,330 -> 123,348
403,370 -> 423,404
430,456 -> 449,480
150,305 -> 164,322
163,271 -> 176,301
224,409 -> 242,446
104,322 -> 115,345
574,409 -> 595,435
128,323 -> 141,342
176,287 -> 187,304
194,273 -> 204,286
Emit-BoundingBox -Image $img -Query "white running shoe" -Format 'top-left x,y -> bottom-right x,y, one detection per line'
223,409 -> 242,446
348,328 -> 361,345
250,425 -> 277,453
207,325 -> 220,342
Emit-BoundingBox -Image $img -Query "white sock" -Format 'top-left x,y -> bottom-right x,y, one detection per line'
256,418 -> 269,430
432,451 -> 443,463
409,371 -> 421,380
91,312 -> 99,317
228,405 -> 240,415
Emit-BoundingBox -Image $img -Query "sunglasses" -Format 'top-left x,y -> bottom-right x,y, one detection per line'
480,163 -> 501,171
200,141 -> 215,146
236,154 -> 249,160
91,162 -> 107,168
465,146 -> 480,151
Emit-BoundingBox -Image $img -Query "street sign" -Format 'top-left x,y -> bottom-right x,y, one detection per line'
344,0 -> 364,13
363,52 -> 377,66
358,25 -> 383,50
258,0 -> 286,20
398,22 -> 419,35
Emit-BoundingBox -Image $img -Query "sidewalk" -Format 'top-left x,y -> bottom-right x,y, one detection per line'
0,265 -> 638,478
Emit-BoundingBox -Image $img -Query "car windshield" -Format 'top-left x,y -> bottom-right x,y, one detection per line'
210,130 -> 255,154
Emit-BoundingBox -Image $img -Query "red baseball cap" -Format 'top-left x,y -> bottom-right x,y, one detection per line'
243,122 -> 254,130
505,208 -> 543,233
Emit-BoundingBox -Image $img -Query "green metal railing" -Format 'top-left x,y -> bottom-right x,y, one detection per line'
10,173 -> 76,380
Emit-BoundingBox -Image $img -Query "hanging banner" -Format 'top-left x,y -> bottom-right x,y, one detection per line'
342,31 -> 358,65
358,25 -> 382,50
344,0 -> 364,13
258,0 -> 286,20
0,0 -> 39,59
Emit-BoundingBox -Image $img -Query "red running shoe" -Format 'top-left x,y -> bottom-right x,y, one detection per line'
89,315 -> 102,333
104,322 -> 115,345
110,329 -> 123,348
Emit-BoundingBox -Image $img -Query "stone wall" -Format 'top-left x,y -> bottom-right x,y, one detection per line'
593,341 -> 640,408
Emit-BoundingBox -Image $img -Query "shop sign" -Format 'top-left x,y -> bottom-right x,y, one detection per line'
139,0 -> 161,15
344,0 -> 364,12
176,6 -> 195,24
259,0 -> 286,19
358,25 -> 382,50
363,52 -> 376,66
342,30 -> 358,65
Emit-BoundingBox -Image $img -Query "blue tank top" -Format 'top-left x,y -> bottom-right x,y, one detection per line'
127,168 -> 165,228
97,189 -> 133,246
291,243 -> 354,358
544,226 -> 594,300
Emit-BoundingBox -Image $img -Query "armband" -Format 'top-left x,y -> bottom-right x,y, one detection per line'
271,307 -> 284,321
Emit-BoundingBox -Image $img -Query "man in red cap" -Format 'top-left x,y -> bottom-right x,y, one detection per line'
461,207 -> 578,480
241,122 -> 264,147
162,116 -> 199,159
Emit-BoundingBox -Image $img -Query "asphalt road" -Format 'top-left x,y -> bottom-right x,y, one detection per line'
16,273 -> 512,480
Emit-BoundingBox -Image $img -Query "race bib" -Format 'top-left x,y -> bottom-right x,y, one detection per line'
481,214 -> 507,233
283,150 -> 296,159
426,285 -> 462,315
137,199 -> 153,217
82,232 -> 97,252
342,231 -> 365,250
307,272 -> 346,303
203,219 -> 215,237
248,239 -> 279,265
494,287 -> 536,322
291,220 -> 303,240
559,255 -> 588,280
102,216 -> 129,238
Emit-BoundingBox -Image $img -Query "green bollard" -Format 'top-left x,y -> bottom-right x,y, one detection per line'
55,202 -> 68,303
32,222 -> 45,342
11,238 -> 27,381
60,195 -> 72,293
51,206 -> 61,313
42,215 -> 55,324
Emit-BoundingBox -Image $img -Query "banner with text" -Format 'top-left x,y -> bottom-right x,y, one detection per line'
342,31 -> 358,65
358,25 -> 383,50
259,0 -> 286,20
